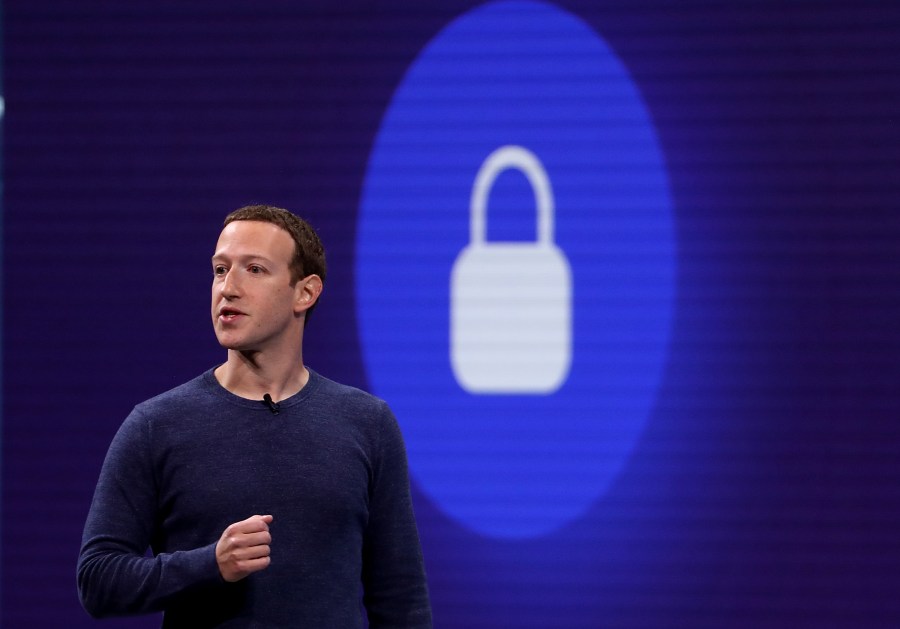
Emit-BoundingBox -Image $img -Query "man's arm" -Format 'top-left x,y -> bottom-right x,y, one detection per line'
361,403 -> 433,629
76,408 -> 273,617
76,408 -> 222,616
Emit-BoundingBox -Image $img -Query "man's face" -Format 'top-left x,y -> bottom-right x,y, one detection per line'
211,220 -> 304,353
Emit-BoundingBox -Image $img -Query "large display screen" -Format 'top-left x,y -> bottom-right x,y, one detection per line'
4,1 -> 900,626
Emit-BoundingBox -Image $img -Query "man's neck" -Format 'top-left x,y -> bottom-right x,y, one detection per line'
214,349 -> 309,402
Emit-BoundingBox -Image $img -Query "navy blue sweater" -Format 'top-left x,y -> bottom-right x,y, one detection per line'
78,368 -> 432,628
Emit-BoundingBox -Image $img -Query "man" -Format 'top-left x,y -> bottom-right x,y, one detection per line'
77,205 -> 432,628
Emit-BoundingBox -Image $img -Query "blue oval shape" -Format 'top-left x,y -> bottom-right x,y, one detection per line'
357,0 -> 676,539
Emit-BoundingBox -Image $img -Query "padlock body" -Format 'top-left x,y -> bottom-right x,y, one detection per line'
450,242 -> 572,393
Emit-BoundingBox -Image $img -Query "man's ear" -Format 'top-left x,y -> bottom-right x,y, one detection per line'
294,274 -> 323,314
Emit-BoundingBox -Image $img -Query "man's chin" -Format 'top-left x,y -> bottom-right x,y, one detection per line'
231,345 -> 263,356
215,336 -> 256,352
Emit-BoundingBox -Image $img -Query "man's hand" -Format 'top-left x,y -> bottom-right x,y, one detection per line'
216,514 -> 273,582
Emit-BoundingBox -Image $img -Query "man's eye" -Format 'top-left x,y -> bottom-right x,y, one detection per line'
249,265 -> 263,274
214,266 -> 227,276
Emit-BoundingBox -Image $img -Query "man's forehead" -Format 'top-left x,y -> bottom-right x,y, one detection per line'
214,220 -> 294,257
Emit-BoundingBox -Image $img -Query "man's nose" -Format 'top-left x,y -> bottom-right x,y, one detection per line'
221,270 -> 242,297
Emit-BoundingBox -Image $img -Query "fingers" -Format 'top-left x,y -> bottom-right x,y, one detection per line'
225,515 -> 272,535
236,530 -> 271,549
216,514 -> 274,583
225,532 -> 271,559
225,514 -> 273,535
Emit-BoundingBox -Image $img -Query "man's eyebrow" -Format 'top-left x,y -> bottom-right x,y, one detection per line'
211,254 -> 275,264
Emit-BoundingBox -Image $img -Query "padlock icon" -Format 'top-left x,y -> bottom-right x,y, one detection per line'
450,145 -> 572,394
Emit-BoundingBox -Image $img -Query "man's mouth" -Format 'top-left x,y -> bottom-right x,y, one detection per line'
219,308 -> 246,321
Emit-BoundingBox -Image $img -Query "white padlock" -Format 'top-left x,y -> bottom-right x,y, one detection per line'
450,145 -> 572,394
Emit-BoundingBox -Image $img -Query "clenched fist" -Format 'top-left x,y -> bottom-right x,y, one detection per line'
216,514 -> 273,582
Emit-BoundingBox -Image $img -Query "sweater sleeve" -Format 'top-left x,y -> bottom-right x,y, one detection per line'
76,408 -> 223,617
361,402 -> 433,629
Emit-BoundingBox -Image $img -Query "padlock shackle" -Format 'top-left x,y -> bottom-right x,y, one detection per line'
470,145 -> 554,246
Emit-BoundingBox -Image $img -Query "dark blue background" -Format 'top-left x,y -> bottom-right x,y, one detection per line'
4,1 -> 900,627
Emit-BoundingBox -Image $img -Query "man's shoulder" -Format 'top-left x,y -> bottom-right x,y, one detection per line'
310,370 -> 385,406
308,369 -> 391,416
132,369 -> 216,417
